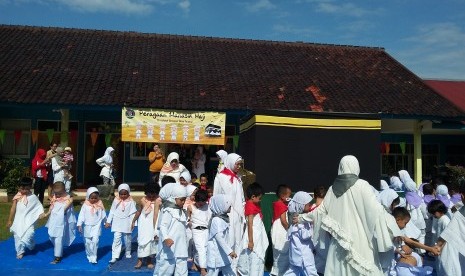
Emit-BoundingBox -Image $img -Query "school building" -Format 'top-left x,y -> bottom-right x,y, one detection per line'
1,25 -> 464,192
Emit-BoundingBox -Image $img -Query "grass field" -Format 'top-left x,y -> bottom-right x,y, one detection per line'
0,199 -> 112,241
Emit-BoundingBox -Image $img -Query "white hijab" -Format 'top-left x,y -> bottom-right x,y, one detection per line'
159,182 -> 186,203
378,188 -> 399,212
186,184 -> 198,197
380,180 -> 390,190
100,146 -> 114,164
165,152 -> 180,166
390,176 -> 404,191
118,183 -> 130,193
216,150 -> 228,163
224,153 -> 242,171
209,194 -> 232,239
86,187 -> 99,199
288,191 -> 313,214
398,170 -> 417,192
180,170 -> 192,183
338,155 -> 360,176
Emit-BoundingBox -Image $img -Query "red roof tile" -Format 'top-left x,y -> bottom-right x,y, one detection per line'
0,25 -> 464,119
424,80 -> 465,112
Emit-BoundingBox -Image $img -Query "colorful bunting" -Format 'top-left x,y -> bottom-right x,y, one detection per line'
233,135 -> 239,151
90,131 -> 98,146
105,133 -> 112,147
14,130 -> 22,145
385,143 -> 390,154
70,129 -> 78,143
46,129 -> 54,143
31,130 -> 39,145
0,130 -> 4,145
400,142 -> 406,155
380,143 -> 386,154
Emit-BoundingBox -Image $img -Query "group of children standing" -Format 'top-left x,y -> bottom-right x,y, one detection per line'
7,165 -> 465,275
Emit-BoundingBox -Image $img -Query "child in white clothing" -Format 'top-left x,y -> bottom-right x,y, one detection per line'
188,189 -> 211,276
427,199 -> 450,244
283,191 -> 318,276
154,183 -> 189,276
207,194 -> 237,276
131,183 -> 161,269
435,182 -> 465,275
427,199 -> 450,271
44,181 -> 76,264
270,184 -> 292,276
7,177 -> 45,259
77,187 -> 106,264
105,183 -> 137,263
238,182 -> 269,276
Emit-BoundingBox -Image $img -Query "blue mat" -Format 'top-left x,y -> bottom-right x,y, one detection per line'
0,223 -> 201,276
0,220 -> 273,276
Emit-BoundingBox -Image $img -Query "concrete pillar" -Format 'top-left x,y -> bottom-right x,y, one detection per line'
413,120 -> 422,186
60,109 -> 69,147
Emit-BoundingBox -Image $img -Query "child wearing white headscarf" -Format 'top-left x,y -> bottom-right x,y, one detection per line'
96,147 -> 115,186
154,183 -> 188,276
283,191 -> 317,276
77,187 -> 106,264
436,184 -> 453,215
390,175 -> 404,191
399,170 -> 427,252
105,183 -> 137,263
207,194 -> 237,276
213,153 -> 246,273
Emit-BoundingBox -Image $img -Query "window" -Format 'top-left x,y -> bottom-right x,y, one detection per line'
381,143 -> 438,177
131,142 -> 152,160
0,119 -> 31,157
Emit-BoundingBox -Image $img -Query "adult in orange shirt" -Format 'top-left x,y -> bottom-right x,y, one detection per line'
148,143 -> 165,183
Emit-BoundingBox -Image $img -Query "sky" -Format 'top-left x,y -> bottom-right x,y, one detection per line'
1,0 -> 464,80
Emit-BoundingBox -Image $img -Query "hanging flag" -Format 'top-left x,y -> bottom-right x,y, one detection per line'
70,129 -> 78,143
0,130 -> 5,145
14,130 -> 22,145
31,130 -> 39,145
90,131 -> 98,146
400,142 -> 406,155
46,129 -> 54,143
385,143 -> 390,154
233,135 -> 239,151
105,133 -> 112,147
380,143 -> 386,154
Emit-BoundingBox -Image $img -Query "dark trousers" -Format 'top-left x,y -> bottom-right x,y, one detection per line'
34,177 -> 46,203
150,171 -> 160,184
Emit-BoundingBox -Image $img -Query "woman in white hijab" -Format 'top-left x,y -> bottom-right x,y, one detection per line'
216,149 -> 228,174
96,147 -> 115,186
52,147 -> 72,194
301,155 -> 401,276
213,153 -> 246,273
158,152 -> 188,187
192,145 -> 206,179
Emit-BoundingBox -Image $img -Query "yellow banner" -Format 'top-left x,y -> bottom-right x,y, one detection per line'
122,107 -> 226,145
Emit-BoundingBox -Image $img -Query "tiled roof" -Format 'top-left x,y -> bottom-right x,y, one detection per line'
425,80 -> 465,112
0,25 -> 464,119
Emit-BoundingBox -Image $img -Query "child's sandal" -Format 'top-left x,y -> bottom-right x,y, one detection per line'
50,257 -> 61,264
134,260 -> 143,269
